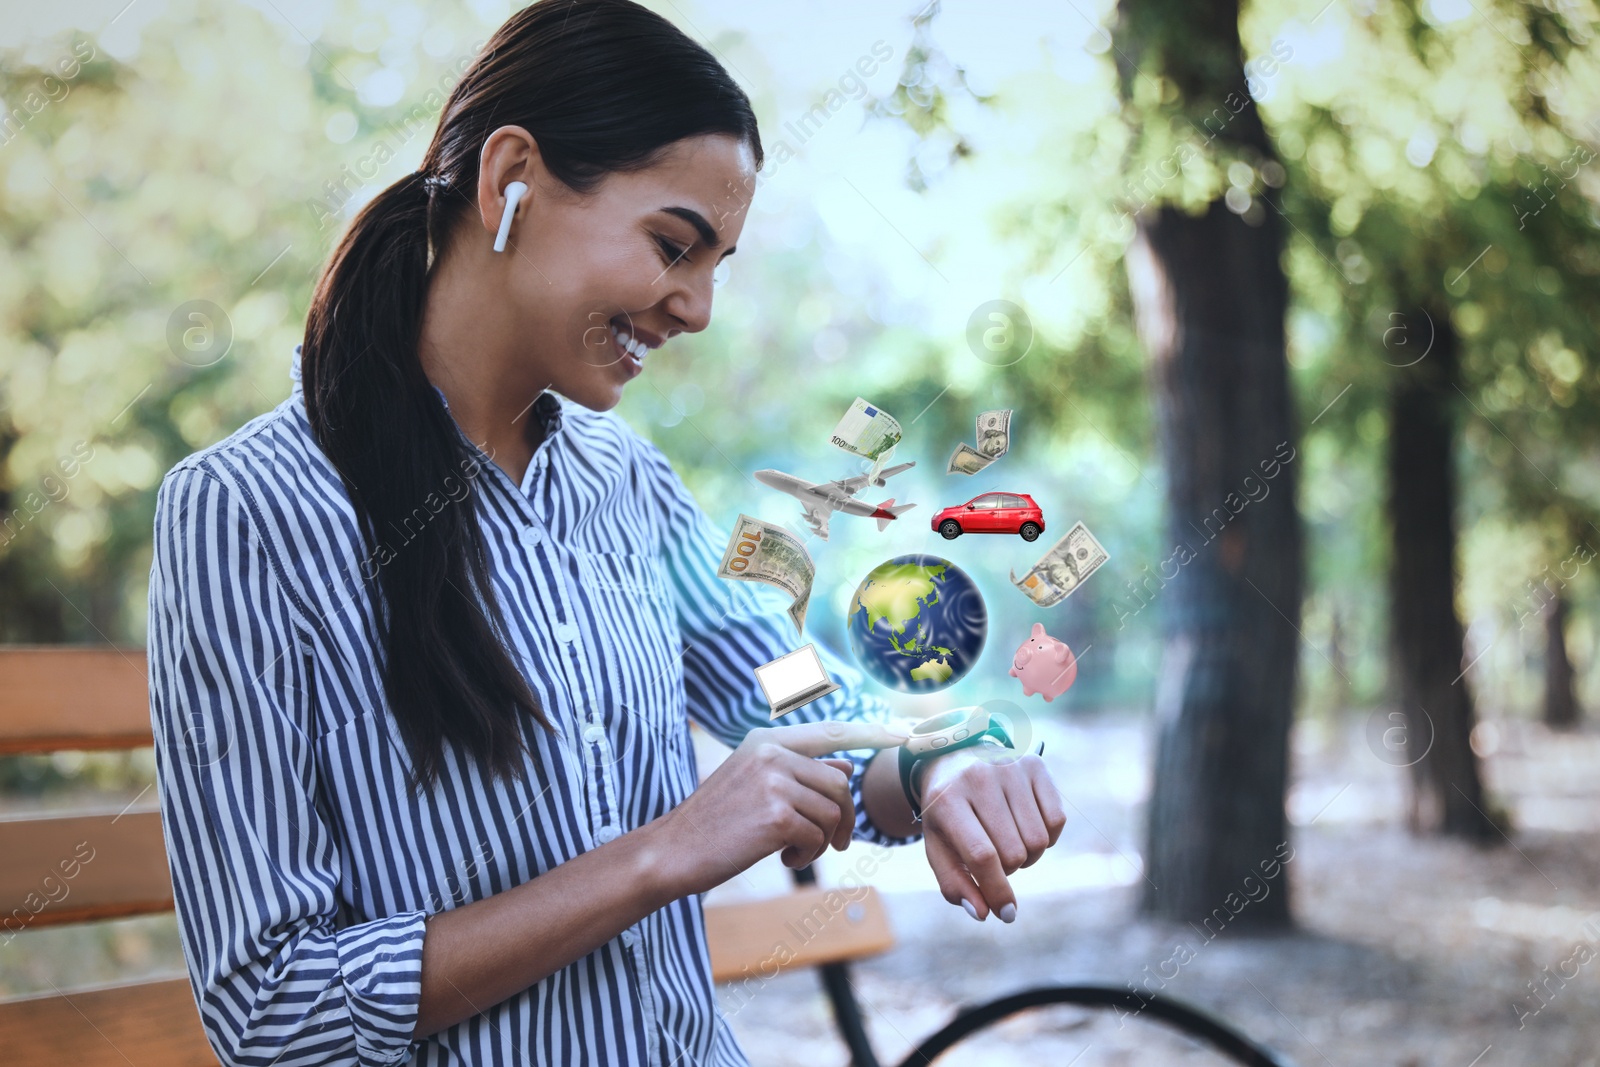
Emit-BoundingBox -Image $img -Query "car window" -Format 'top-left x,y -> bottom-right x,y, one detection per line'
1001,494 -> 1027,508
970,495 -> 1001,509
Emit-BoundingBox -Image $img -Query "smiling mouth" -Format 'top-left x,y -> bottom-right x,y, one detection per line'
607,317 -> 654,370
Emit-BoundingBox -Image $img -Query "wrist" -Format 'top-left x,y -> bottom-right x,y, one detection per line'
900,744 -> 979,820
633,813 -> 700,905
898,710 -> 1016,820
918,745 -> 987,792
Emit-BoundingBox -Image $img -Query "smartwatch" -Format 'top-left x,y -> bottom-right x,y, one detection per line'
897,706 -> 1016,822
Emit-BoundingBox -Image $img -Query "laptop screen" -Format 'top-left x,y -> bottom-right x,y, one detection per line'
754,645 -> 828,705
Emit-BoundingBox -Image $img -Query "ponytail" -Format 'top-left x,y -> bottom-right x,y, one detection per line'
303,169 -> 546,793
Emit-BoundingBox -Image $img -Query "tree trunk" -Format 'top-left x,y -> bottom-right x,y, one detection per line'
1386,304 -> 1498,839
1544,593 -> 1581,729
0,554 -> 69,642
1329,606 -> 1351,716
1117,0 -> 1301,931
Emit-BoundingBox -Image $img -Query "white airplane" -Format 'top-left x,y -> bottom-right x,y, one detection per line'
753,462 -> 918,540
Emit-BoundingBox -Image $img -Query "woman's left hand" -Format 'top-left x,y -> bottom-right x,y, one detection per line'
916,745 -> 1067,922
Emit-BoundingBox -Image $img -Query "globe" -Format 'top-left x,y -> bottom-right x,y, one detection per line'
846,554 -> 987,693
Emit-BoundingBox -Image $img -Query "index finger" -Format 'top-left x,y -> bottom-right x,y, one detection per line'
748,719 -> 912,758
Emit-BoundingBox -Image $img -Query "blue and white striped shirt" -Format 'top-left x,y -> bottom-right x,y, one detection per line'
146,347 -> 921,1067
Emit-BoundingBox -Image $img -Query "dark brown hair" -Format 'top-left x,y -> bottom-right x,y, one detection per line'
300,0 -> 762,793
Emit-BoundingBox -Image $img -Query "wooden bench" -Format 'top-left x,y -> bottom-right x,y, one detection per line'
0,647 -> 1296,1067
0,646 -> 896,1066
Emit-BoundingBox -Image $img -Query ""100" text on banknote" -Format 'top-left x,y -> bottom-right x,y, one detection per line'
716,514 -> 815,633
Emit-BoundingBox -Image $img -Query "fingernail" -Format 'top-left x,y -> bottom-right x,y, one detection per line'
961,899 -> 981,922
998,903 -> 1017,923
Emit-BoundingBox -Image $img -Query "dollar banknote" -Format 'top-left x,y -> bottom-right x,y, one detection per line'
831,397 -> 903,464
716,514 -> 814,634
1010,521 -> 1109,607
946,409 -> 1012,475
946,443 -> 991,475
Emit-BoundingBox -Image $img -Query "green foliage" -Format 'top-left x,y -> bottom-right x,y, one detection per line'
2,0 -> 1597,718
868,0 -> 1600,713
0,1 -> 490,640
1252,0 -> 1600,710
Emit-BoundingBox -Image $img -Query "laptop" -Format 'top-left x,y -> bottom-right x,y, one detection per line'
754,644 -> 842,719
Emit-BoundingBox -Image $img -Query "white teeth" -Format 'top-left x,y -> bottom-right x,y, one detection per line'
609,323 -> 649,362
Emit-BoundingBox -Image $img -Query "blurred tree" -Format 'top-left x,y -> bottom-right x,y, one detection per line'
0,5 -> 496,643
1385,297 -> 1493,836
1543,592 -> 1581,728
875,0 -> 1600,869
1259,0 -> 1600,836
0,11 -> 318,642
1517,504 -> 1597,729
1107,0 -> 1300,929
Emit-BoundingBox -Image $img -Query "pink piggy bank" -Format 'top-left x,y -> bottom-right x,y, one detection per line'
1010,623 -> 1078,701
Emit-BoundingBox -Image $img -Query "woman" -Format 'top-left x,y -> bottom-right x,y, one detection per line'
146,2 -> 1066,1064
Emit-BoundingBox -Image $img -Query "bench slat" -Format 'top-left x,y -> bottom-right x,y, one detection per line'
0,647 -> 151,754
0,881 -> 892,1059
0,810 -> 174,931
0,976 -> 217,1066
0,804 -> 896,976
0,880 -> 901,1062
705,885 -> 895,983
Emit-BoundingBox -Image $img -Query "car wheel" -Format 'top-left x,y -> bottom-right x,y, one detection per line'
940,520 -> 962,540
1019,522 -> 1041,542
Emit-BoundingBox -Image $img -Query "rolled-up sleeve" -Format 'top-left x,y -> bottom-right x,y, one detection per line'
147,463 -> 429,1067
639,442 -> 922,848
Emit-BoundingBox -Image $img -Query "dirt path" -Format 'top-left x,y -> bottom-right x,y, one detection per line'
717,717 -> 1600,1066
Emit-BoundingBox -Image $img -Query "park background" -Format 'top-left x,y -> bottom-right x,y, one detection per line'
3,0 -> 1600,1062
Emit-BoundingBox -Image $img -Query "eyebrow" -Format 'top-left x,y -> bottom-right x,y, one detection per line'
658,207 -> 736,256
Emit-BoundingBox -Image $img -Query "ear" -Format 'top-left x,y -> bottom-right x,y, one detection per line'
477,124 -> 543,237
1031,622 -> 1046,638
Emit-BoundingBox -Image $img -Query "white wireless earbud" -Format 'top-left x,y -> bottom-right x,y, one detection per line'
493,181 -> 529,253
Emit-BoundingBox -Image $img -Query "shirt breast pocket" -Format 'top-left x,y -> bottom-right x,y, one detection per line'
572,546 -> 684,716
576,546 -> 672,603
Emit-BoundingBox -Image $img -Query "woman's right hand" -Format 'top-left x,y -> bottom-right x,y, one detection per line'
651,720 -> 911,897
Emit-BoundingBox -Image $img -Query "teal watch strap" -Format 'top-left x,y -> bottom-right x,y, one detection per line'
898,714 -> 1015,822
897,744 -> 923,817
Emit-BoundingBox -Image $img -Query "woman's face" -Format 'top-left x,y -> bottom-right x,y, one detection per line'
503,133 -> 756,412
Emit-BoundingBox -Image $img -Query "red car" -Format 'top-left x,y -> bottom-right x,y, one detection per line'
933,492 -> 1045,541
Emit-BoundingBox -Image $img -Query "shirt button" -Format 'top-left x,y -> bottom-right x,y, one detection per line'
555,622 -> 579,643
582,724 -> 605,743
595,825 -> 620,844
519,526 -> 542,547
621,930 -> 639,948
